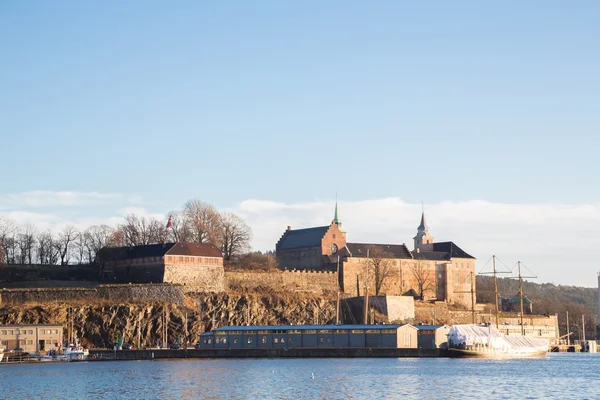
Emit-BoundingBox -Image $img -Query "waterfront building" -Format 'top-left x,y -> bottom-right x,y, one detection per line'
198,323 -> 419,349
415,324 -> 451,349
0,324 -> 63,353
96,242 -> 224,292
275,203 -> 476,307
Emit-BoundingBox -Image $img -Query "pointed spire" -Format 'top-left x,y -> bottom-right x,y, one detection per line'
332,196 -> 344,232
333,200 -> 340,224
418,211 -> 428,231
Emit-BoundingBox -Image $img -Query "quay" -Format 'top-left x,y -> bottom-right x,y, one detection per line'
89,348 -> 445,361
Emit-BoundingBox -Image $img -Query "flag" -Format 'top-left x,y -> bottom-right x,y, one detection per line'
166,214 -> 173,230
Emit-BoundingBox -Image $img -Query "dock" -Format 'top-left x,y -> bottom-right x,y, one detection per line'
88,348 -> 444,360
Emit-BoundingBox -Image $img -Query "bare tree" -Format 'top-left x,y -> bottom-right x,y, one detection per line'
74,231 -> 89,264
183,199 -> 222,246
165,211 -> 191,242
0,217 -> 17,264
220,212 -> 252,261
37,231 -> 59,265
56,225 -> 79,265
410,258 -> 435,300
84,225 -> 116,261
362,246 -> 395,296
17,225 -> 36,265
119,214 -> 164,246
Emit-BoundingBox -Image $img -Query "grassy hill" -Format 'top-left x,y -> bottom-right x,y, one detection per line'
477,275 -> 598,340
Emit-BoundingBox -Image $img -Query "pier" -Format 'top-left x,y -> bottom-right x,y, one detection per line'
88,348 -> 444,360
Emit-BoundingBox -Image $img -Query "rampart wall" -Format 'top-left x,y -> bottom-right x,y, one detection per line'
0,264 -> 98,282
225,270 -> 338,295
0,284 -> 184,306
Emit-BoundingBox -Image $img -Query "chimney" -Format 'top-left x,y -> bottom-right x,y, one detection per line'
287,226 -> 292,231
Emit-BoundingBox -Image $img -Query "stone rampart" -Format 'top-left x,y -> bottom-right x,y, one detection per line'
0,287 -> 97,305
0,263 -> 98,282
225,270 -> 338,295
163,264 -> 224,293
97,284 -> 185,305
0,284 -> 185,306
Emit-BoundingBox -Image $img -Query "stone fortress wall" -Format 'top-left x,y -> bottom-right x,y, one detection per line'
225,270 -> 338,295
0,284 -> 185,306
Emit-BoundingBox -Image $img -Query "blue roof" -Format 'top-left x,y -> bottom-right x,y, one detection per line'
211,324 -> 403,332
276,226 -> 329,251
414,325 -> 448,330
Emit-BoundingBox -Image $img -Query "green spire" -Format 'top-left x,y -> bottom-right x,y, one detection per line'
333,201 -> 340,224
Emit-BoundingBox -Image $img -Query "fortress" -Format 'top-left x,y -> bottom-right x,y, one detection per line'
275,203 -> 477,307
1,203 -> 477,309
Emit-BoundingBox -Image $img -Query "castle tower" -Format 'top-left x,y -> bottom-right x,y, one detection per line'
413,211 -> 434,251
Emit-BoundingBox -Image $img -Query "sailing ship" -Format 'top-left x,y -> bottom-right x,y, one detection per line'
447,324 -> 548,358
447,257 -> 549,358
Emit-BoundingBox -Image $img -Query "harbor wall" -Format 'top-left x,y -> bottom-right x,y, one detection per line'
89,347 -> 444,360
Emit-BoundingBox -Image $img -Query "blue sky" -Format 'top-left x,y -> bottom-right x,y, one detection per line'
1,1 -> 599,286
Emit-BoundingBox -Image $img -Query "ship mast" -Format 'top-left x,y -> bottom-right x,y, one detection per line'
518,261 -> 525,335
493,255 -> 499,329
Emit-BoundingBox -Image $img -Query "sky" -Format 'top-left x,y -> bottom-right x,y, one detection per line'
0,1 -> 599,287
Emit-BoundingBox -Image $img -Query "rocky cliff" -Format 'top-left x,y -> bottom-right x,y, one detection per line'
0,293 -> 336,349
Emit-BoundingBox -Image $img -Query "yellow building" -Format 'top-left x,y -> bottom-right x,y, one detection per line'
0,324 -> 63,353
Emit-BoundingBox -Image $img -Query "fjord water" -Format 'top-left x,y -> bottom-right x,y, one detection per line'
1,353 -> 598,399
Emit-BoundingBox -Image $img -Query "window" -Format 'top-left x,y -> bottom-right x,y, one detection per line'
27,340 -> 33,345
274,338 -> 279,343
233,338 -> 238,344
207,339 -> 212,344
326,338 -> 331,343
261,336 -> 267,344
247,337 -> 253,344
16,330 -> 20,335
1,330 -> 6,335
28,330 -> 33,335
40,330 -> 45,334
319,338 -> 324,343
455,273 -> 459,285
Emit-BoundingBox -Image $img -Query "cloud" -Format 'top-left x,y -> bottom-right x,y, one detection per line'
233,198 -> 600,288
0,191 -> 125,208
1,192 -> 598,287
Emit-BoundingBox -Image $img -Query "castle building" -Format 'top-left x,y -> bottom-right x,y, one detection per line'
96,242 -> 224,292
275,204 -> 476,307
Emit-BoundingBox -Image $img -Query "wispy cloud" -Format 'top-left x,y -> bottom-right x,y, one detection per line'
1,192 -> 598,287
0,191 -> 125,208
233,198 -> 600,287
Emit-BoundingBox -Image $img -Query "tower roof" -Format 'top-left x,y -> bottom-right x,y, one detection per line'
418,212 -> 428,231
333,201 -> 340,224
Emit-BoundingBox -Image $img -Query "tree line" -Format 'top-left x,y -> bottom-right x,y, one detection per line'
0,199 -> 252,265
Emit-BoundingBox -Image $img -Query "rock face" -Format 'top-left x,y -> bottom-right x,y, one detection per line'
0,293 -> 336,349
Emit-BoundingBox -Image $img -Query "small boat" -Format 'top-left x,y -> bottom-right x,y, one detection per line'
447,324 -> 548,358
0,347 -> 4,363
56,339 -> 89,361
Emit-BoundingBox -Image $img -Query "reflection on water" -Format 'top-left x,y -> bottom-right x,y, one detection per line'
1,354 -> 598,399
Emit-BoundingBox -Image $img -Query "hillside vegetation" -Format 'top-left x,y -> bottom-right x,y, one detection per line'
477,275 -> 598,339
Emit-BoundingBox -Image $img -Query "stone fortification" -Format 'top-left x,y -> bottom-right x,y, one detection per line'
225,270 -> 338,295
0,264 -> 98,282
164,264 -> 224,293
0,284 -> 185,306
